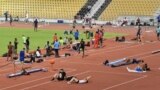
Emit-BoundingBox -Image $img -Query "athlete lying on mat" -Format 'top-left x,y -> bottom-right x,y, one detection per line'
103,58 -> 144,67
51,69 -> 66,81
127,63 -> 150,73
127,66 -> 145,73
51,69 -> 91,84
66,76 -> 91,84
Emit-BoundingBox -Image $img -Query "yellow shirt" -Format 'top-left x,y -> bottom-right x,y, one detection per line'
59,39 -> 64,46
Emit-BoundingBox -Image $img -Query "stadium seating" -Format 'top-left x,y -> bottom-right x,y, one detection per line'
99,0 -> 160,21
0,0 -> 87,19
0,9 -> 1,17
0,1 -> 2,16
93,0 -> 111,19
77,0 -> 97,19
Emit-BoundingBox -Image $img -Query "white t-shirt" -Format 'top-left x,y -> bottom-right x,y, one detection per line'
36,51 -> 41,57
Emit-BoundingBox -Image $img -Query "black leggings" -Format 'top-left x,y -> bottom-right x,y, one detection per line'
157,33 -> 160,37
54,49 -> 59,57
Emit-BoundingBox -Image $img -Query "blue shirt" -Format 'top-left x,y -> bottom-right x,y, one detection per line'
74,31 -> 79,38
54,41 -> 60,49
135,67 -> 142,72
20,50 -> 25,61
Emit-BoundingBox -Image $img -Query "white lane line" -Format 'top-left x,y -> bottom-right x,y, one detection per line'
140,52 -> 160,59
87,44 -> 139,55
91,71 -> 142,77
90,41 -> 158,56
0,65 -> 49,77
20,71 -> 90,90
1,45 -> 142,76
0,68 -> 12,72
61,48 -> 160,66
102,75 -> 147,90
63,62 -> 101,66
0,69 -> 76,90
127,49 -> 159,58
86,43 -> 135,54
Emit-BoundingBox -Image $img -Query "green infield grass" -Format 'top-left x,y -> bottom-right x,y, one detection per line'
0,27 -> 125,55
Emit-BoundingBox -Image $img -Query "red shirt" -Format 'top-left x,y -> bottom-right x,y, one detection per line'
95,33 -> 100,41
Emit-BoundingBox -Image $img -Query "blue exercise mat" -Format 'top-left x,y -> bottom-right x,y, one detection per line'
107,58 -> 128,67
7,68 -> 47,78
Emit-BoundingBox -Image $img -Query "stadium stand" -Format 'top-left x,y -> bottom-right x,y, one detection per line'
0,8 -> 1,17
76,0 -> 97,19
92,0 -> 111,19
99,0 -> 160,21
0,8 -> 1,15
0,0 -> 87,19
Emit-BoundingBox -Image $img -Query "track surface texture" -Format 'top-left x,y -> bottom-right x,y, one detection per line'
0,22 -> 160,90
